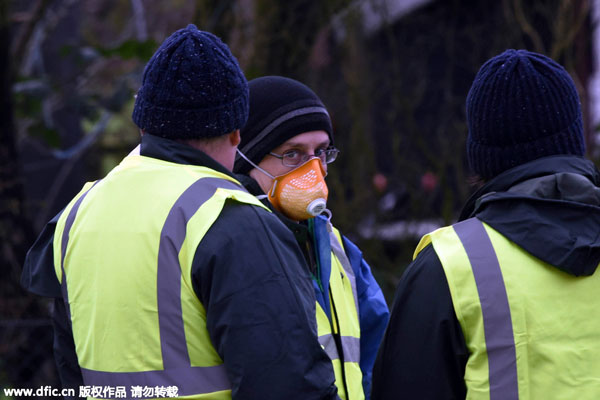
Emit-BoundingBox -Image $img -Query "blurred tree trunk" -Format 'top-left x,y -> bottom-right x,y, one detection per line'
0,0 -> 33,298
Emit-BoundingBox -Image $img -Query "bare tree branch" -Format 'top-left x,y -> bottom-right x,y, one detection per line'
512,0 -> 545,53
131,0 -> 148,41
34,111 -> 112,230
551,0 -> 590,60
11,0 -> 52,70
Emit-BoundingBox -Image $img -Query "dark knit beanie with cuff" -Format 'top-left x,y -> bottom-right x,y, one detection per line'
132,24 -> 248,139
466,49 -> 585,180
234,76 -> 333,174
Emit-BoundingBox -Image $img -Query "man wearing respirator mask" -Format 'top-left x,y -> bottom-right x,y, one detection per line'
234,76 -> 389,400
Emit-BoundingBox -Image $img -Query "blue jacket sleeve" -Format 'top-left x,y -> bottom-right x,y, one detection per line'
341,236 -> 390,400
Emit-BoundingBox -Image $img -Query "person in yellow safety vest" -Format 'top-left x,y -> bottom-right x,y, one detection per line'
21,25 -> 341,400
234,76 -> 390,400
371,49 -> 600,399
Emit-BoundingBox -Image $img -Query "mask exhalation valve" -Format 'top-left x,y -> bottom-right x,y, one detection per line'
306,198 -> 327,216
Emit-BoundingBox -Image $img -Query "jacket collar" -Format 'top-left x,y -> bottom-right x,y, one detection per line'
140,133 -> 236,179
459,155 -> 600,276
459,155 -> 600,221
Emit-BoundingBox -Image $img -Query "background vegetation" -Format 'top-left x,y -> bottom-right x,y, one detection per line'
1,0 -> 596,393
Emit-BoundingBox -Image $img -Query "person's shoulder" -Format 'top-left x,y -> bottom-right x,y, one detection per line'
192,199 -> 296,273
212,198 -> 289,238
222,197 -> 277,221
391,242 -> 455,329
401,243 -> 445,286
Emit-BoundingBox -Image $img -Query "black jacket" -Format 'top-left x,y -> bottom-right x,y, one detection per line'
21,134 -> 339,400
371,155 -> 600,400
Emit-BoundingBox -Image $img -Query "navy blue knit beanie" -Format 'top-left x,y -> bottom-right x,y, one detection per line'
466,49 -> 585,179
132,24 -> 248,139
233,76 -> 333,174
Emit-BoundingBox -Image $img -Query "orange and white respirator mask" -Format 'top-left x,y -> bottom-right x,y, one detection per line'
237,150 -> 329,221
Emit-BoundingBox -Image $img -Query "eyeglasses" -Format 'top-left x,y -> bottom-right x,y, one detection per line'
269,147 -> 340,167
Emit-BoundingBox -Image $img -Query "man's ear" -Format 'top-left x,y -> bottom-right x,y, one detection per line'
230,129 -> 241,147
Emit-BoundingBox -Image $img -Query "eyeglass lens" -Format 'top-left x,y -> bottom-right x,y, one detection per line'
280,148 -> 338,166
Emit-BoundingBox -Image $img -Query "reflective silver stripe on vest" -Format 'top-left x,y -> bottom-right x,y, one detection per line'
62,177 -> 246,397
156,177 -> 242,371
60,181 -> 101,321
328,229 -> 361,365
80,365 -> 229,395
239,106 -> 329,156
319,334 -> 361,363
319,333 -> 340,360
453,218 -> 519,400
329,231 -> 359,317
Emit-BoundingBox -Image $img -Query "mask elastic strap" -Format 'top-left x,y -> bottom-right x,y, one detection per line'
321,208 -> 333,232
236,149 -> 276,179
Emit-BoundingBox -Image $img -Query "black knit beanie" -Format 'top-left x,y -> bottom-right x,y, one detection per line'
233,76 -> 333,174
132,24 -> 248,139
466,49 -> 585,180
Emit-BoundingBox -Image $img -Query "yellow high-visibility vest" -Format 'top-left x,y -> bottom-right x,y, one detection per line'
316,224 -> 364,400
53,155 -> 268,399
415,217 -> 600,400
